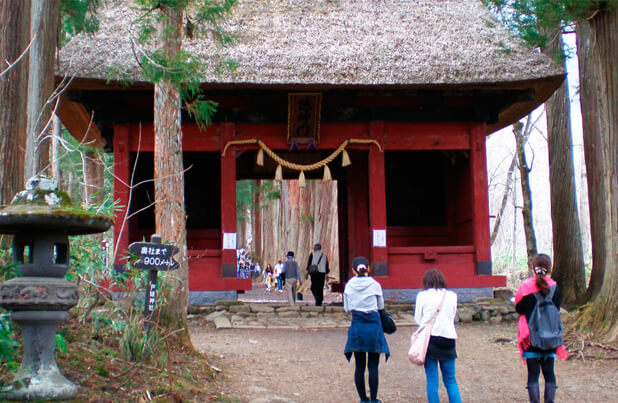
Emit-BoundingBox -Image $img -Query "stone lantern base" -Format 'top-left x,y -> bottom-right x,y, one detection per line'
0,176 -> 113,400
0,311 -> 77,401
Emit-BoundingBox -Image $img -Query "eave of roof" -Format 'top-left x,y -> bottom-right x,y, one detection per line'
57,0 -> 564,134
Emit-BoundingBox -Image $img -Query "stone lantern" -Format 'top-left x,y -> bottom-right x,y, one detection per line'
0,176 -> 113,400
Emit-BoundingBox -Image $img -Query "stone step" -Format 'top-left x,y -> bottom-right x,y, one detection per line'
191,299 -> 520,329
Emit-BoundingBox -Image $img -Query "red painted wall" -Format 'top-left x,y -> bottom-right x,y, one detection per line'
112,121 -> 505,293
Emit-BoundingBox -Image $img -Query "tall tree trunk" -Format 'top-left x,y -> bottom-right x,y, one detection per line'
253,183 -> 262,262
83,149 -> 105,207
490,153 -> 517,245
51,114 -> 61,182
153,6 -> 190,344
576,7 -> 618,340
0,0 -> 29,205
24,0 -> 59,181
247,179 -> 339,281
513,120 -> 537,267
541,30 -> 587,304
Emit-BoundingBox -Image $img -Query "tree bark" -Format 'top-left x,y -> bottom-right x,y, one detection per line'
490,154 -> 517,246
0,0 -> 29,205
51,114 -> 61,183
576,7 -> 618,340
83,149 -> 105,207
253,183 -> 263,261
153,5 -> 191,344
25,0 -> 59,181
513,120 -> 538,267
245,179 -> 339,281
541,30 -> 587,304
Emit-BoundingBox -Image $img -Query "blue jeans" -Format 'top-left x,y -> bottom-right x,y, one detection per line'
424,358 -> 461,403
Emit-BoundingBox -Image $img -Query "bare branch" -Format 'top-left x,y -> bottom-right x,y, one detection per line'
0,32 -> 36,78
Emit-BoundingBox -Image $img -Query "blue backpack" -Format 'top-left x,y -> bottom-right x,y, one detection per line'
528,285 -> 563,350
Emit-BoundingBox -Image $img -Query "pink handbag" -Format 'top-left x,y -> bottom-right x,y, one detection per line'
408,291 -> 447,365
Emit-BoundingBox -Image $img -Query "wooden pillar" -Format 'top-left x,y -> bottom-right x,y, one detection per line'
369,122 -> 388,276
220,123 -> 237,278
113,124 -> 130,268
470,122 -> 492,274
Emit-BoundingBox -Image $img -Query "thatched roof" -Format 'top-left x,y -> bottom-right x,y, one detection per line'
58,0 -> 564,134
59,0 -> 562,87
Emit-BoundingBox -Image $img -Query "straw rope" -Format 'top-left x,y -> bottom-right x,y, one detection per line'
348,138 -> 383,152
258,139 -> 348,171
221,138 -> 383,172
221,139 -> 258,157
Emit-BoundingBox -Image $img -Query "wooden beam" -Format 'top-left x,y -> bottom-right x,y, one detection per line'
56,96 -> 105,148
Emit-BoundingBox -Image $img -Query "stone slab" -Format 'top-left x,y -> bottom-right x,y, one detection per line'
278,310 -> 301,318
231,313 -> 256,322
214,316 -> 232,329
188,306 -> 215,315
229,304 -> 251,313
250,304 -> 275,313
256,312 -> 276,321
206,310 -> 228,322
300,305 -> 324,312
267,323 -> 300,330
233,322 -> 265,329
276,306 -> 300,312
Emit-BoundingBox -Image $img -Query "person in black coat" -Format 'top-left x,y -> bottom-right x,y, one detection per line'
306,243 -> 329,306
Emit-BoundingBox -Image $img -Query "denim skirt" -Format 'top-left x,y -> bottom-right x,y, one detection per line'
344,310 -> 390,361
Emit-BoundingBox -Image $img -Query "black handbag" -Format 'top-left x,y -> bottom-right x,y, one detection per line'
379,309 -> 397,334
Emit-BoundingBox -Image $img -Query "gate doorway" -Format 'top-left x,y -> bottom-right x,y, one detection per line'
235,150 -> 370,293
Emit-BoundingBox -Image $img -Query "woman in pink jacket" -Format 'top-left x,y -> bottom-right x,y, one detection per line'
515,253 -> 569,403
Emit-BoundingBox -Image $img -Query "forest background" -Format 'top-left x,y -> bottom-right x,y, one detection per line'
0,1 -> 616,399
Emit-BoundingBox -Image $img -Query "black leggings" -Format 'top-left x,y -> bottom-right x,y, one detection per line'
526,357 -> 556,385
354,352 -> 380,401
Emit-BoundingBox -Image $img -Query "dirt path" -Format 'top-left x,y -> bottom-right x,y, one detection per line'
191,321 -> 617,403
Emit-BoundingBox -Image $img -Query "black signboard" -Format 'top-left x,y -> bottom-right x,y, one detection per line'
128,235 -> 179,319
128,242 -> 179,271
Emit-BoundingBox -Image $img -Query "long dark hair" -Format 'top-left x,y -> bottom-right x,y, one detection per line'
422,268 -> 447,289
532,253 -> 552,296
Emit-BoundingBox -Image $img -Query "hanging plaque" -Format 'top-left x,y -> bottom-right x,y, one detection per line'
287,93 -> 322,144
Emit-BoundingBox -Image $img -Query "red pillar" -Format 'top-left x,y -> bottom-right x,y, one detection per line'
369,122 -> 388,276
220,123 -> 237,277
113,124 -> 130,268
470,122 -> 492,274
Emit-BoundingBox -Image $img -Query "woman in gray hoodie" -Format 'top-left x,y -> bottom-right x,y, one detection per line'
343,257 -> 389,403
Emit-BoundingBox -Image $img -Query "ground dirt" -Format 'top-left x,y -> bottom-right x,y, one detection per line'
2,281 -> 615,402
191,320 -> 618,403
